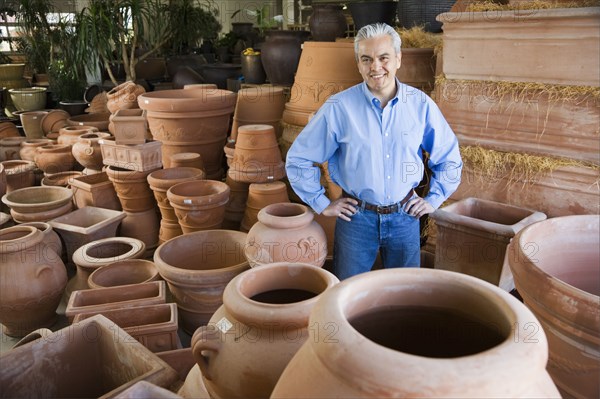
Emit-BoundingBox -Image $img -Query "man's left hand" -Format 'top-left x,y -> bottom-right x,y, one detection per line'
404,196 -> 434,219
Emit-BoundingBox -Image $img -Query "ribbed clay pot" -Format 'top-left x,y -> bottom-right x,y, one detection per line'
190,262 -> 339,399
508,215 -> 600,399
34,144 -> 76,175
245,202 -> 327,268
230,87 -> 286,141
308,4 -> 347,41
170,152 -> 205,170
106,81 -> 146,114
137,88 -> 236,179
167,180 -> 230,233
228,124 -> 286,184
106,165 -> 158,213
72,132 -> 112,171
272,268 -> 561,398
1,160 -> 36,193
2,186 -> 73,223
240,181 -> 290,232
0,225 -> 67,337
0,137 -> 28,161
87,259 -> 160,289
19,138 -> 53,162
153,229 -> 250,333
19,110 -> 48,139
260,30 -> 310,86
67,237 -> 146,298
58,125 -> 99,146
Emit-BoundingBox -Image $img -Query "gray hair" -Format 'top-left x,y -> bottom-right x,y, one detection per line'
354,23 -> 402,62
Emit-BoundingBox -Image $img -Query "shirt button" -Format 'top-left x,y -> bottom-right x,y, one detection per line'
385,133 -> 389,137
387,175 -> 391,179
387,195 -> 391,199
386,154 -> 390,158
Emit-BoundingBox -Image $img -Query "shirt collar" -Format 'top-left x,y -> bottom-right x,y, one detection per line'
360,78 -> 401,109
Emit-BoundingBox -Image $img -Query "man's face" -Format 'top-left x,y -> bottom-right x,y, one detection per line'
356,35 -> 402,96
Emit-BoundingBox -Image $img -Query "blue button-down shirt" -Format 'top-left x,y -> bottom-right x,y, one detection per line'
286,79 -> 463,214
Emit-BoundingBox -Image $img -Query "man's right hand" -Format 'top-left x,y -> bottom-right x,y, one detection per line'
322,198 -> 359,222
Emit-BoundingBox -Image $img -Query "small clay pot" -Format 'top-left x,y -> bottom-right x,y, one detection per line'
106,81 -> 146,114
58,125 -> 99,146
71,132 -> 112,170
40,109 -> 70,135
240,181 -> 290,232
19,138 -> 53,162
34,144 -> 76,175
106,165 -> 157,213
19,110 -> 49,139
0,160 -> 36,193
0,137 -> 28,161
41,171 -> 84,188
87,259 -> 160,289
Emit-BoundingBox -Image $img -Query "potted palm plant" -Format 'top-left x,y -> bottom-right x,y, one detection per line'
14,0 -> 53,83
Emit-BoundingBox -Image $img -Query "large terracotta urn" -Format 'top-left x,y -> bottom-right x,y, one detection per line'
137,88 -> 236,179
272,268 -> 561,398
190,262 -> 339,399
0,225 -> 67,337
260,30 -> 310,86
245,202 -> 327,268
153,230 -> 250,334
507,215 -> 600,399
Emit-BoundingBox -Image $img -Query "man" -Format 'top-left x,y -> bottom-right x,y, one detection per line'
286,23 -> 462,279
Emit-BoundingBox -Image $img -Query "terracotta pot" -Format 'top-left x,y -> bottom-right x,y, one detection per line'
19,110 -> 48,138
19,138 -> 53,162
0,121 -> 20,138
70,172 -> 122,211
228,124 -> 285,184
167,180 -> 230,233
223,175 -> 250,231
2,186 -> 73,223
240,181 -> 290,232
18,221 -> 63,260
396,48 -> 436,93
309,4 -> 347,41
58,125 -> 99,146
430,197 -> 547,285
66,112 -> 110,132
137,88 -> 236,178
41,171 -> 84,188
0,225 -> 67,337
153,230 -> 250,334
169,152 -> 205,170
40,109 -> 70,136
223,140 -> 235,168
1,160 -> 36,192
191,263 -> 339,399
507,215 -> 600,399
119,209 -> 161,256
260,30 -> 310,86
72,132 -> 112,170
272,268 -> 560,398
67,236 -> 146,298
230,87 -> 286,141
0,137 -> 28,161
106,165 -> 158,212
100,138 -> 163,172
88,259 -> 160,289
111,108 -> 148,145
106,81 -> 146,114
245,202 -> 327,268
0,314 -> 179,397
34,144 -> 76,174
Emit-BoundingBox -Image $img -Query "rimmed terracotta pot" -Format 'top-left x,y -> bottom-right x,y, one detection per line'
18,221 -> 63,260
19,110 -> 49,139
227,124 -> 286,184
169,152 -> 205,170
88,259 -> 160,289
106,81 -> 146,114
58,125 -> 99,146
240,181 -> 290,232
245,202 -> 327,268
167,180 -> 230,233
70,172 -> 121,211
41,171 -> 84,188
190,262 -> 339,399
0,225 -> 67,337
1,160 -> 36,192
272,268 -> 560,398
507,215 -> 600,399
0,121 -> 20,139
153,229 -> 250,334
66,112 -> 110,131
34,144 -> 76,175
106,165 -> 157,213
19,138 -> 54,162
40,109 -> 70,136
72,132 -> 112,171
0,137 -> 28,161
230,87 -> 286,141
2,186 -> 73,223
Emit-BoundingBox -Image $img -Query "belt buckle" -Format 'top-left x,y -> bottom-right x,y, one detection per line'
377,204 -> 396,214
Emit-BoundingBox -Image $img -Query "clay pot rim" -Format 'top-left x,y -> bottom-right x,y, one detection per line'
309,268 -> 548,388
1,160 -> 36,174
59,125 -> 100,133
17,221 -> 52,234
137,89 -> 236,113
153,229 -> 249,281
257,203 -> 313,230
166,180 -> 230,207
224,262 -> 339,325
22,138 -> 53,145
2,186 -> 74,210
40,171 -> 84,187
87,259 -> 160,289
147,167 -> 206,191
37,143 -> 72,152
10,201 -> 73,223
72,237 -> 146,270
77,132 -> 112,140
438,6 -> 600,24
8,87 -> 47,94
0,225 -> 43,252
0,137 -> 28,145
19,110 -> 49,117
247,181 -> 287,194
106,165 -> 156,181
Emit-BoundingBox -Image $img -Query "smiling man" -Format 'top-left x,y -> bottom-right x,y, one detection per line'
286,23 -> 463,279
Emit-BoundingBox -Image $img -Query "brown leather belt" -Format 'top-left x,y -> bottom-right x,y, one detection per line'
342,189 -> 415,215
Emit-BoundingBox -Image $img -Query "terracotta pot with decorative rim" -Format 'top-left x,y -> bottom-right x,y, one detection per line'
72,132 -> 112,171
20,110 -> 49,139
245,202 -> 327,268
228,124 -> 285,184
507,215 -> 600,399
190,262 -> 339,399
58,125 -> 99,146
34,144 -> 76,174
87,259 -> 160,289
240,181 -> 290,232
107,81 -> 146,114
0,225 -> 67,337
106,165 -> 158,213
272,268 -> 560,398
1,160 -> 36,192
0,137 -> 28,161
167,180 -> 230,233
153,229 -> 250,334
2,186 -> 73,223
19,138 -> 53,162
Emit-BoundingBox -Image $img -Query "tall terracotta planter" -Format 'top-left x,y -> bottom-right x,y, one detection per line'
260,30 -> 310,86
230,87 -> 286,141
430,197 -> 547,285
137,88 -> 236,179
508,215 -> 600,399
272,268 -> 560,398
190,263 -> 339,399
0,225 -> 67,337
245,202 -> 327,268
106,165 -> 158,213
396,48 -> 436,93
153,230 -> 250,333
240,181 -> 290,232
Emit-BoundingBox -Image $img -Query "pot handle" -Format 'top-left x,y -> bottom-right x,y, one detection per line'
35,265 -> 52,278
12,328 -> 53,349
191,325 -> 222,381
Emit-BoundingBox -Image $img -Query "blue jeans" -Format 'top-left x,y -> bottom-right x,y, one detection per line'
332,204 -> 421,280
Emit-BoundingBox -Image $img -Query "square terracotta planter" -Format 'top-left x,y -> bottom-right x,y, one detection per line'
0,314 -> 179,398
100,139 -> 162,172
430,197 -> 546,285
70,172 -> 122,211
65,280 -> 167,322
73,303 -> 179,353
112,109 -> 149,145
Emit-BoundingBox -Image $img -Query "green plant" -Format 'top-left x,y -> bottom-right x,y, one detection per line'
166,0 -> 222,55
214,32 -> 239,51
48,17 -> 86,102
231,4 -> 283,36
14,0 -> 53,74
